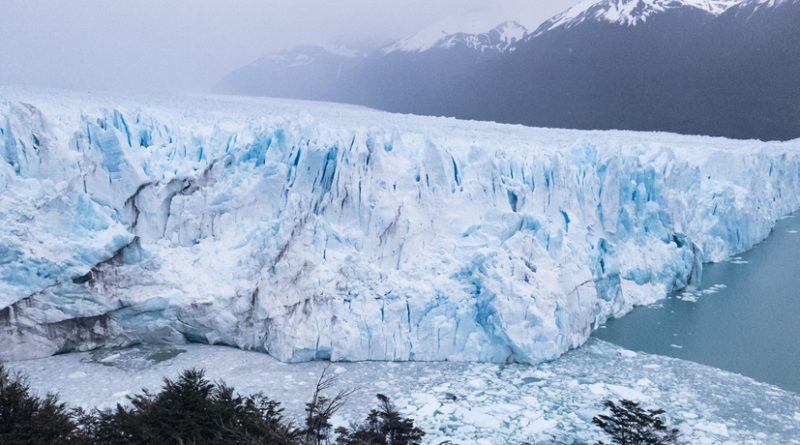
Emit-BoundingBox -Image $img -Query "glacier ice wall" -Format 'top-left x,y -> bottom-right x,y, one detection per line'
1,88 -> 799,363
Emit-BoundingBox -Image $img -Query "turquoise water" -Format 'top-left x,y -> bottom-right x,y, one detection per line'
594,213 -> 800,394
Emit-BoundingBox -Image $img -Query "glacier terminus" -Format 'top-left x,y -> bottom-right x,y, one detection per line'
2,88 -> 800,365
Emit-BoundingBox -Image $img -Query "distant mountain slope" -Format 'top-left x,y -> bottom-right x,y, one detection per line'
340,23 -> 526,116
215,45 -> 364,102
215,0 -> 800,141
216,12 -> 534,106
384,20 -> 527,54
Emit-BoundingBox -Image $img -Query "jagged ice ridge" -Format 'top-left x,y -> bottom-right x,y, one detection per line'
1,88 -> 799,364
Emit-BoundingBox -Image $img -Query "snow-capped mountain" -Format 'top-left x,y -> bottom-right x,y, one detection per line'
217,5 -> 555,101
3,88 -> 800,364
533,0 -> 739,34
383,20 -> 528,55
215,0 -> 800,140
723,0 -> 800,17
378,2 -> 566,55
453,0 -> 800,140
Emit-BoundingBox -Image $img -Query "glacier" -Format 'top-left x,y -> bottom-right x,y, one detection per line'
1,87 -> 800,363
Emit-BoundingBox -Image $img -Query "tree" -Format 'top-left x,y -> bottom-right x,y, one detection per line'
0,364 -> 80,444
86,368 -> 302,445
304,365 -> 355,445
335,394 -> 424,445
214,386 -> 302,445
592,399 -> 680,445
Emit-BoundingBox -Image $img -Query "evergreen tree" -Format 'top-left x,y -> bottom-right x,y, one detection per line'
335,394 -> 424,445
0,364 -> 79,444
592,399 -> 680,445
87,368 -> 302,445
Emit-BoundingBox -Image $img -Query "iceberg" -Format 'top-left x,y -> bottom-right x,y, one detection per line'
1,87 -> 799,363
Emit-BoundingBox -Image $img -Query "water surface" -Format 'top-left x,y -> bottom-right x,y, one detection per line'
594,213 -> 800,393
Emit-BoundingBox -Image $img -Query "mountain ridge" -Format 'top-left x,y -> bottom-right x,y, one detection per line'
531,0 -> 740,36
215,0 -> 800,141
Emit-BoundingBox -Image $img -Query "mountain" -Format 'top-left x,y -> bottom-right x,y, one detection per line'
532,0 -> 739,32
215,0 -> 800,141
215,45 -> 364,102
439,0 -> 800,140
3,88 -> 800,364
216,19 -> 530,111
383,20 -> 528,54
336,21 -> 533,116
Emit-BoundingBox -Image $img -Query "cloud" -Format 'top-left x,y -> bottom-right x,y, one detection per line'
0,0 -> 575,93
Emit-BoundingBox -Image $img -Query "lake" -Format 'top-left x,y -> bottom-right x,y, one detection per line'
594,213 -> 800,394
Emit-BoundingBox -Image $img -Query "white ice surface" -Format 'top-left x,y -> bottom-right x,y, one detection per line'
2,87 -> 800,365
6,341 -> 800,444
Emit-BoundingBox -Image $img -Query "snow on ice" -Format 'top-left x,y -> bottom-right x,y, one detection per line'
2,87 -> 800,364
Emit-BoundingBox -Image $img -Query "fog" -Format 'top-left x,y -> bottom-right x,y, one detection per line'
0,0 -> 572,93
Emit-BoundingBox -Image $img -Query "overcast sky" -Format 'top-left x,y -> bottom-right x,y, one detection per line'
0,0 -> 574,94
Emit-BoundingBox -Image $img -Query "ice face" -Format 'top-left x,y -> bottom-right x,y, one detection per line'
1,88 -> 799,363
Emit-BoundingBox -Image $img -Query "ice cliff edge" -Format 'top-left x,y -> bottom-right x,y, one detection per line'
2,89 -> 799,363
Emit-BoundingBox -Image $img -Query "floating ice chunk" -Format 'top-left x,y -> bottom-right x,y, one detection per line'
99,353 -> 122,363
619,349 -> 637,358
460,408 -> 503,429
695,421 -> 730,437
111,390 -> 130,399
588,383 -> 606,395
606,384 -> 647,401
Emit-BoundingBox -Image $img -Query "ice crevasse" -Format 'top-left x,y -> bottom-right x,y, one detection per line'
1,88 -> 799,363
